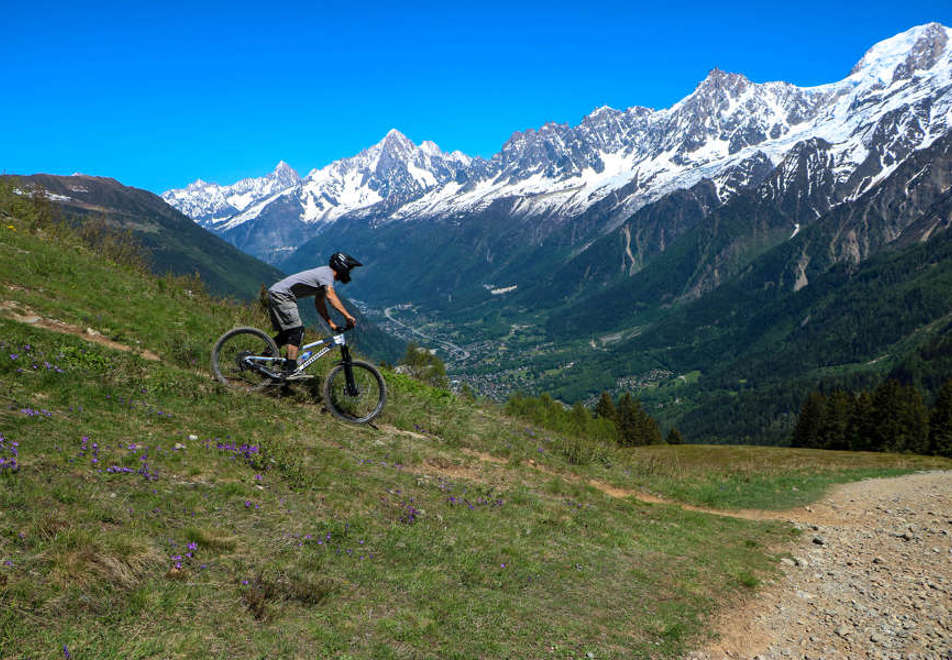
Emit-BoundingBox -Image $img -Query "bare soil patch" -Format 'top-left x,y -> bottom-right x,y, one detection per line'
0,300 -> 160,361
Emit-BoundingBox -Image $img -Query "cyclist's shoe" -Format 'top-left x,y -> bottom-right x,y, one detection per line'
281,358 -> 298,374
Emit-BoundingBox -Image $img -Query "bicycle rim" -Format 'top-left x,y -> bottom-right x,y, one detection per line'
212,327 -> 280,391
324,361 -> 386,423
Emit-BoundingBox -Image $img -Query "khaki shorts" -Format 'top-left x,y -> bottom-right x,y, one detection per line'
268,291 -> 302,331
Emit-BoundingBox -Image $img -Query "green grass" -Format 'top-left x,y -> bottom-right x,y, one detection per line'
548,443 -> 951,511
1,217 -> 950,657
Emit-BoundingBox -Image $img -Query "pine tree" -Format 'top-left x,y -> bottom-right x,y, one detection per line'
848,390 -> 875,451
638,402 -> 664,445
792,391 -> 825,448
594,391 -> 617,422
665,428 -> 684,445
819,390 -> 853,450
616,393 -> 661,446
571,401 -> 591,435
616,393 -> 638,447
871,380 -> 929,453
929,380 -> 952,457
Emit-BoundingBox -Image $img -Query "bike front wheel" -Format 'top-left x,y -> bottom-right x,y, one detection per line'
323,360 -> 387,423
211,327 -> 280,391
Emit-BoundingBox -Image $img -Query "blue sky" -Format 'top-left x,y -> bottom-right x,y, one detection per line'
3,0 -> 950,192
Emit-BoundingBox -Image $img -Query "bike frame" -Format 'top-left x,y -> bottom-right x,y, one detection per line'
293,332 -> 348,373
247,331 -> 359,394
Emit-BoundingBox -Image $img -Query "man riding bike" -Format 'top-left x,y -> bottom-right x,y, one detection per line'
266,252 -> 362,372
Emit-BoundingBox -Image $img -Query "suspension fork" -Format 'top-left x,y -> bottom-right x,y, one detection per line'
340,345 -> 359,396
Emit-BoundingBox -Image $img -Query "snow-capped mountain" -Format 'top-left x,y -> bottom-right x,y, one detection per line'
165,131 -> 480,229
164,23 -> 952,267
161,161 -> 301,225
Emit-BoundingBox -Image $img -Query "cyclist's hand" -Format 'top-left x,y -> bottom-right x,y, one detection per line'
345,315 -> 357,328
328,320 -> 339,332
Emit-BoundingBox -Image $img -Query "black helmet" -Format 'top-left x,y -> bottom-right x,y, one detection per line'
329,252 -> 362,283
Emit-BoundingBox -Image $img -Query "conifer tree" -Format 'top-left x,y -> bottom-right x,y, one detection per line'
639,403 -> 663,445
819,390 -> 853,450
792,391 -> 825,448
871,379 -> 929,453
665,428 -> 684,445
571,401 -> 591,435
848,390 -> 875,451
929,380 -> 952,457
616,393 -> 661,446
594,391 -> 617,422
616,393 -> 638,447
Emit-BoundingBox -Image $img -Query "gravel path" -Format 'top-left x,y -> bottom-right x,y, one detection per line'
688,471 -> 952,659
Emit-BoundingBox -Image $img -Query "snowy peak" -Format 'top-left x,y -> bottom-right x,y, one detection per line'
850,22 -> 952,85
693,67 -> 751,96
165,22 -> 952,260
161,161 -> 301,225
286,131 -> 480,224
272,161 -> 302,187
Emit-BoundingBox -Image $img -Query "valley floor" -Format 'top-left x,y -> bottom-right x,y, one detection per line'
688,471 -> 952,659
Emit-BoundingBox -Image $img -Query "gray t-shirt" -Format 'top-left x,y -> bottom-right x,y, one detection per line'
269,266 -> 335,300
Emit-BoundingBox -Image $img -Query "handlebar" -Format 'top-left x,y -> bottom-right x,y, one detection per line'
331,320 -> 355,333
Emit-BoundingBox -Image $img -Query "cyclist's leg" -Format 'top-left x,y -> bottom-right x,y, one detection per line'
281,326 -> 304,362
268,292 -> 303,360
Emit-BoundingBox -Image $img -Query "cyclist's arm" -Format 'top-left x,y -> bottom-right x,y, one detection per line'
314,296 -> 335,329
324,286 -> 357,326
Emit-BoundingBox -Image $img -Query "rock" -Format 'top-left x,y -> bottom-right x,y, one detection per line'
174,443 -> 186,450
835,625 -> 851,638
781,558 -> 796,567
187,434 -> 199,441
813,536 -> 826,546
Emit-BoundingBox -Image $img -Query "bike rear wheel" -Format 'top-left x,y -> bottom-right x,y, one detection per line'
323,360 -> 386,423
211,327 -> 280,391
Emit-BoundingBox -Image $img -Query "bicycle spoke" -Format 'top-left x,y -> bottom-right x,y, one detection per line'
325,362 -> 385,423
212,328 -> 279,391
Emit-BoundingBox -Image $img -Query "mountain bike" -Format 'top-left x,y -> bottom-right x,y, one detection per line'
211,324 -> 386,424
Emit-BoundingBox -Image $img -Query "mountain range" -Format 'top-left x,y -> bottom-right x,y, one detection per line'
160,23 -> 952,442
166,23 -> 952,273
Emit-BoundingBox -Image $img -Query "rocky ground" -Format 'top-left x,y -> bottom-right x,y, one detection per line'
688,471 -> 952,659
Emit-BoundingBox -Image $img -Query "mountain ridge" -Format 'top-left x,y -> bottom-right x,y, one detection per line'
164,23 -> 952,274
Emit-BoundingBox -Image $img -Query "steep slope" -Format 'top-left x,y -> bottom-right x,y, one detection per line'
537,184 -> 952,442
2,198 -> 838,658
3,174 -> 404,362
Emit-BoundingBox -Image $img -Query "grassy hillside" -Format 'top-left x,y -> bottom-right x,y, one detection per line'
0,176 -> 404,364
1,211 -> 950,657
1,174 -> 287,301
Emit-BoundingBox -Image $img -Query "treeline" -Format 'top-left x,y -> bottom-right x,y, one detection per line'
792,379 -> 952,456
505,391 -> 681,447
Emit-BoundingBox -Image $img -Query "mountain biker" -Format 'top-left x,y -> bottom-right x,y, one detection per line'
267,252 -> 362,372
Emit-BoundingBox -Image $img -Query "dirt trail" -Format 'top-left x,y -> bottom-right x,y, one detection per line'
687,470 -> 952,659
451,451 -> 952,657
0,299 -> 160,361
